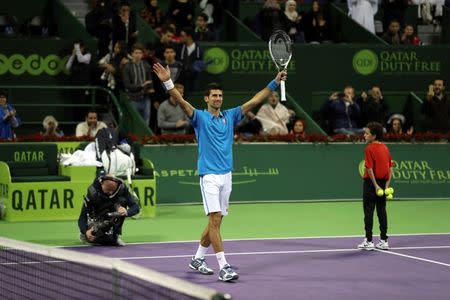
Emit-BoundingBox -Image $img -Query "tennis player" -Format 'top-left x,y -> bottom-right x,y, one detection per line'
358,122 -> 394,251
153,62 -> 286,282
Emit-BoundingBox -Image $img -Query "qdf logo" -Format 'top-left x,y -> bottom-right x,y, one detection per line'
0,53 -> 69,76
359,160 -> 366,178
352,50 -> 378,75
204,47 -> 229,74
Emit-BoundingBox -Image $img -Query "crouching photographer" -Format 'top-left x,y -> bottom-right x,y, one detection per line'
78,174 -> 140,246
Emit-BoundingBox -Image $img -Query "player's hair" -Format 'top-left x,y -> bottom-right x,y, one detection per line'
367,122 -> 384,140
204,83 -> 223,97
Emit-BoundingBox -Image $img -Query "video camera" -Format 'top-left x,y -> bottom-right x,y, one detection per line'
91,211 -> 123,236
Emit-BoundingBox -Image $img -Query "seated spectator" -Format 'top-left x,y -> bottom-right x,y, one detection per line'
290,119 -> 306,140
311,12 -> 330,43
284,0 -> 304,43
167,0 -> 195,29
386,114 -> 414,134
301,0 -> 321,43
401,24 -> 421,45
347,0 -> 378,34
357,85 -> 389,126
140,0 -> 164,33
99,41 -> 129,91
382,19 -> 401,45
157,83 -> 190,134
0,90 -> 20,140
421,79 -> 450,132
235,111 -> 262,138
194,13 -> 215,42
76,110 -> 107,138
256,91 -> 295,135
177,27 -> 204,92
321,86 -> 363,135
199,0 -> 224,40
382,0 -> 408,32
42,115 -> 64,137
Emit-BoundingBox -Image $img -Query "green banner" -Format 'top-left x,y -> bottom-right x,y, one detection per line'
141,144 -> 450,204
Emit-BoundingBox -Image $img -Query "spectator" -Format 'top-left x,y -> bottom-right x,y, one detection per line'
301,0 -> 323,43
140,0 -> 164,33
162,44 -> 184,89
386,114 -> 414,134
66,40 -> 92,102
321,86 -> 363,135
381,0 -> 408,32
199,0 -> 224,40
290,119 -> 306,140
256,0 -> 287,41
382,19 -> 401,45
123,43 -> 154,125
99,40 -> 129,91
421,79 -> 450,132
112,1 -> 138,51
311,12 -> 330,43
256,91 -> 295,135
42,115 -> 64,138
347,0 -> 378,34
177,27 -> 204,93
284,0 -> 304,43
85,0 -> 112,57
194,13 -> 215,42
154,25 -> 177,60
157,83 -> 190,134
0,90 -> 20,140
401,24 -> 422,45
167,0 -> 195,29
235,111 -> 262,138
358,85 -> 389,127
76,110 -> 107,138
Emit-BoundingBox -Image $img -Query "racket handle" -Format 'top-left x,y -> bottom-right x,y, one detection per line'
280,80 -> 286,101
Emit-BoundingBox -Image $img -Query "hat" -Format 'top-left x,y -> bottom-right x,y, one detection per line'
387,114 -> 405,125
42,115 -> 58,129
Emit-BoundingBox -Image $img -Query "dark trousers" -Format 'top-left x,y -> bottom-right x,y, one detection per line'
363,179 -> 388,242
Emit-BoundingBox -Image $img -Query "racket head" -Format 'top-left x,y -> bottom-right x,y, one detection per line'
268,30 -> 292,70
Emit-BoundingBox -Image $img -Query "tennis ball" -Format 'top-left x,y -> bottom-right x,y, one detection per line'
386,194 -> 394,200
385,187 -> 394,195
376,188 -> 384,197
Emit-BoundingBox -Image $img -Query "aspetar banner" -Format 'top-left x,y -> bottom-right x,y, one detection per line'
142,144 -> 450,204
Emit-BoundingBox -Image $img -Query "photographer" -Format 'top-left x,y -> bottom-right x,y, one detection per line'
0,89 -> 20,140
78,174 -> 140,246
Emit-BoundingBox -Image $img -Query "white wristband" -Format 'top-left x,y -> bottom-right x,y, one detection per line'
163,79 -> 174,90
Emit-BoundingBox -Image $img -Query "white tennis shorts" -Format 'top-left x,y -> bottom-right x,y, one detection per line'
199,172 -> 232,216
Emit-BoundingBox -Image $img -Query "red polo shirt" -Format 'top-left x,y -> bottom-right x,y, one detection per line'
364,142 -> 394,180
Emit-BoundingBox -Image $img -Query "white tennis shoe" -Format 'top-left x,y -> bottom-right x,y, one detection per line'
375,239 -> 389,250
358,239 -> 375,250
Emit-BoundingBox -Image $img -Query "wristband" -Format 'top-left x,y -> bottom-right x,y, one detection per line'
267,79 -> 279,91
163,79 -> 174,90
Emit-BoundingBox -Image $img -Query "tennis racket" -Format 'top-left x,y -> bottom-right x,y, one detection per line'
268,30 -> 292,101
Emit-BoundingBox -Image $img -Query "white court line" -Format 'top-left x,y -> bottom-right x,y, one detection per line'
116,245 -> 450,261
376,249 -> 450,267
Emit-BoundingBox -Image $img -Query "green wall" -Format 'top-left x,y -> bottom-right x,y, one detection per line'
141,143 -> 450,204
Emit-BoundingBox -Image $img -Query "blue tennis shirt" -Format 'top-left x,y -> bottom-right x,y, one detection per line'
190,107 -> 243,175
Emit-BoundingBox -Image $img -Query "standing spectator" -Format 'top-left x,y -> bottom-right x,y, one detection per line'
154,25 -> 177,60
194,13 -> 215,42
123,43 -> 155,126
162,44 -> 184,89
382,19 -> 401,45
99,40 -> 129,91
42,115 -> 64,137
85,0 -> 112,57
140,0 -> 164,33
177,27 -> 204,93
347,0 -> 378,34
401,24 -> 422,45
157,83 -> 190,134
256,0 -> 287,41
112,2 -> 138,52
321,86 -> 363,135
0,90 -> 20,140
358,85 -> 389,126
311,12 -> 330,43
421,79 -> 450,132
199,0 -> 224,40
167,0 -> 195,29
256,91 -> 295,135
358,122 -> 394,251
76,110 -> 107,138
284,0 -> 304,43
381,0 -> 408,32
301,0 -> 322,43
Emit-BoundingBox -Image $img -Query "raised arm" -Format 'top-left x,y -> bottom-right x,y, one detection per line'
153,63 -> 195,118
241,71 -> 287,116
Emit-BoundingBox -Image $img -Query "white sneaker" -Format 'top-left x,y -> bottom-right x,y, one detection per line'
376,239 -> 389,250
357,239 -> 375,250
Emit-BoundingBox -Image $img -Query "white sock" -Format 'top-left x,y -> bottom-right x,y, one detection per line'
216,251 -> 228,269
194,245 -> 209,259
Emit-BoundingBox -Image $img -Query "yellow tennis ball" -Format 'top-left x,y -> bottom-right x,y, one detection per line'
386,194 -> 393,200
385,187 -> 394,195
376,188 -> 384,197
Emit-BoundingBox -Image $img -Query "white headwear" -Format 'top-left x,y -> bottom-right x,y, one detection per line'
42,115 -> 58,129
284,0 -> 298,21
